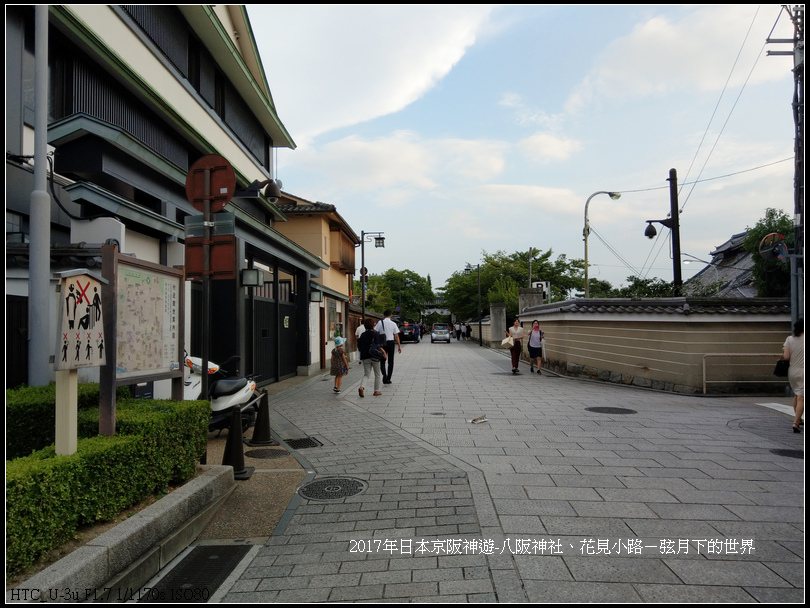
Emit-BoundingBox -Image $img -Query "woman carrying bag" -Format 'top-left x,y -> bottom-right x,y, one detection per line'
357,318 -> 386,397
505,318 -> 525,374
782,319 -> 804,433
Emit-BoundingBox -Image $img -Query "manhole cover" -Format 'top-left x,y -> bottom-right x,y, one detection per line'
244,448 -> 289,459
770,449 -> 804,459
285,437 -> 323,449
298,478 -> 367,501
585,407 -> 637,415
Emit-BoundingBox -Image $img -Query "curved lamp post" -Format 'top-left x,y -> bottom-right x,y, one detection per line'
683,254 -> 719,282
360,231 -> 385,322
583,191 -> 621,298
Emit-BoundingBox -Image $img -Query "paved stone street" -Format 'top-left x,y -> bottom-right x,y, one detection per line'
220,338 -> 804,603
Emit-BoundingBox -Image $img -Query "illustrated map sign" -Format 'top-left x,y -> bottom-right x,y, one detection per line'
54,271 -> 107,371
115,264 -> 181,380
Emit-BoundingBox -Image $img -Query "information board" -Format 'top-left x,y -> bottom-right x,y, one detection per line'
115,263 -> 181,380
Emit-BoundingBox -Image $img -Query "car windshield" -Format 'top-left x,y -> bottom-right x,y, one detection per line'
433,324 -> 448,330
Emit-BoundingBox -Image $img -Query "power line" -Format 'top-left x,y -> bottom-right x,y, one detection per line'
613,157 -> 792,195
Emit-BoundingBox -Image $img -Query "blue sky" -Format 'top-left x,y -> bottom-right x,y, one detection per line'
247,4 -> 797,293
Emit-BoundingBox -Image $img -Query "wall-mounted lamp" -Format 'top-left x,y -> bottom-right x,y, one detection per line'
309,290 -> 324,303
241,268 -> 264,286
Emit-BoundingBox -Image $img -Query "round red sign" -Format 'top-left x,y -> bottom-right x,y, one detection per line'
185,155 -> 236,213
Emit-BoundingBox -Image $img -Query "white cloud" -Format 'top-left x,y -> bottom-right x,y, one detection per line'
564,5 -> 792,115
499,92 -> 564,129
249,5 -> 496,145
280,132 -> 509,203
517,132 -> 582,163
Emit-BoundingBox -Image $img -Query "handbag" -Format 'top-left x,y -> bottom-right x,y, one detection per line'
501,336 -> 514,347
773,358 -> 790,377
369,332 -> 386,361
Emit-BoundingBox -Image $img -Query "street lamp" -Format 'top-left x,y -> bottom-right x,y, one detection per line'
683,254 -> 719,281
643,168 -> 682,295
583,191 -> 621,298
360,231 -> 385,322
465,264 -> 483,346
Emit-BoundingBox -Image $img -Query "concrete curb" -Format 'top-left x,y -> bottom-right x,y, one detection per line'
8,465 -> 235,603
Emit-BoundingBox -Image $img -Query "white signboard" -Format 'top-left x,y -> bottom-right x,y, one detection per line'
55,272 -> 107,371
115,265 -> 181,380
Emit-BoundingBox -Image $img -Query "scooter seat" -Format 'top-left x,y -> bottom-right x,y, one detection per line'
210,377 -> 248,398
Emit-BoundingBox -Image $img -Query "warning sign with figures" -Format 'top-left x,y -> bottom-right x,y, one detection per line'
54,270 -> 108,371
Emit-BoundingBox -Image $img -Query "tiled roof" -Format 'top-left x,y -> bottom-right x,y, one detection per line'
525,297 -> 790,316
276,200 -> 336,213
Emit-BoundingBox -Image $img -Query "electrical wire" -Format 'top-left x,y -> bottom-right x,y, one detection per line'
677,6 -> 762,212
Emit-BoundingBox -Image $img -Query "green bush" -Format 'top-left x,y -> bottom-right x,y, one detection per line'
5,383 -> 130,460
5,396 -> 209,575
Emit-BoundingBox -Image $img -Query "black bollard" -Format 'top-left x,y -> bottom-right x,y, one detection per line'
222,406 -> 254,480
245,391 -> 278,446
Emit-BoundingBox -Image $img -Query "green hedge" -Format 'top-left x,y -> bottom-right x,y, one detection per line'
5,383 -> 131,460
5,398 -> 209,575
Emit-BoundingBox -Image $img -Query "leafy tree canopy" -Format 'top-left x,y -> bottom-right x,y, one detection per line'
742,208 -> 793,297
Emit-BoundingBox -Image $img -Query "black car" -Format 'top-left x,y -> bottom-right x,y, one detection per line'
398,318 -> 420,343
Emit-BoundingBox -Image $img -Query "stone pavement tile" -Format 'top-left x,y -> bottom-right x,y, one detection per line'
327,584 -> 385,602
633,583 -> 758,602
526,486 -> 603,501
616,476 -> 701,491
383,581 -> 439,599
541,516 -> 637,537
222,590 -> 280,602
646,503 -> 740,520
744,490 -> 805,507
666,488 -> 758,505
744,586 -> 806,603
623,518 -> 736,539
564,555 -> 682,583
594,487 -> 678,503
549,474 -> 626,488
571,501 -> 659,519
522,580 -> 643,603
493,498 -> 577,517
664,558 -> 793,587
724,505 -> 804,523
762,560 -> 805,587
275,587 -> 332,602
438,578 -> 495,595
499,515 -> 547,534
513,555 -> 573,581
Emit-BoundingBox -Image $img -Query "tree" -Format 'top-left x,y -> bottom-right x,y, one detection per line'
742,208 -> 793,297
488,276 -> 520,323
610,276 -> 676,298
380,269 -> 434,319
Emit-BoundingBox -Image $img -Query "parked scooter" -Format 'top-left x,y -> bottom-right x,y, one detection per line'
183,352 -> 263,433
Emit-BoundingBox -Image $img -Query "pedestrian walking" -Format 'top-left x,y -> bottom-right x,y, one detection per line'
505,318 -> 524,374
527,320 -> 544,375
357,318 -> 385,397
375,310 -> 402,384
330,337 -> 349,393
782,318 -> 804,433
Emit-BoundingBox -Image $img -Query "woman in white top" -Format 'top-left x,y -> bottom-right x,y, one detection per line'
505,318 -> 525,374
782,318 -> 804,433
527,320 -> 544,375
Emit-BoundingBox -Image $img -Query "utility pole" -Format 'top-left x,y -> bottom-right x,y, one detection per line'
766,4 -> 804,325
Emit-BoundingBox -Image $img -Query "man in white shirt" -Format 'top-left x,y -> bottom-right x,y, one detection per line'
375,310 -> 402,384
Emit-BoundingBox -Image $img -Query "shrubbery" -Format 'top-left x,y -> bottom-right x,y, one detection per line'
5,386 -> 209,575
